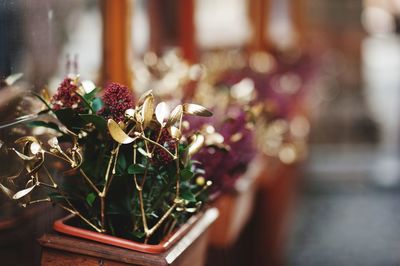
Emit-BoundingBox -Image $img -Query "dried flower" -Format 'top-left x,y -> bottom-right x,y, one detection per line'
51,78 -> 81,110
98,82 -> 134,122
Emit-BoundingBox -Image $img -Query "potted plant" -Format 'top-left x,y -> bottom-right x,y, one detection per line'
186,104 -> 263,249
0,76 -> 220,265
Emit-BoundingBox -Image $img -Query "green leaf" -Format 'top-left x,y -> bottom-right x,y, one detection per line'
32,92 -> 52,111
180,169 -> 193,181
181,190 -> 196,202
75,93 -> 95,113
86,193 -> 96,207
117,154 -> 127,173
127,164 -> 145,174
84,87 -> 100,100
27,120 -> 62,132
54,108 -> 85,132
92,98 -> 103,112
79,114 -> 107,133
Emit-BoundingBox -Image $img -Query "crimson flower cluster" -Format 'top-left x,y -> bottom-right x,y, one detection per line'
151,129 -> 176,166
98,83 -> 134,122
51,78 -> 81,110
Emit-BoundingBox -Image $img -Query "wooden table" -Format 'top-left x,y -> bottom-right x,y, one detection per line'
39,208 -> 218,266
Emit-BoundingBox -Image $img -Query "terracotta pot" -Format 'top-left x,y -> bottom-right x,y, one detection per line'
208,156 -> 263,248
53,208 -> 218,254
40,208 -> 219,266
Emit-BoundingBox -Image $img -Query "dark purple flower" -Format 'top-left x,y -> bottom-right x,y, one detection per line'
150,128 -> 176,166
51,77 -> 81,110
98,82 -> 134,122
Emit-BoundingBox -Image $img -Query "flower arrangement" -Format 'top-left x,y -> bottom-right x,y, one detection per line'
188,105 -> 257,193
0,76 -> 215,244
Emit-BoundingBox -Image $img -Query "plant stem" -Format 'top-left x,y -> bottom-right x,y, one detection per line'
99,144 -> 120,231
150,127 -> 163,154
140,135 -> 176,159
132,144 -> 149,240
100,196 -> 105,230
145,202 -> 177,243
166,218 -> 177,237
59,204 -> 103,233
35,170 -> 104,233
79,169 -> 101,195
175,144 -> 180,197
138,190 -> 148,235
139,124 -> 151,156
43,151 -> 70,163
105,144 -> 121,193
37,181 -> 57,189
26,197 -> 51,205
43,165 -> 58,188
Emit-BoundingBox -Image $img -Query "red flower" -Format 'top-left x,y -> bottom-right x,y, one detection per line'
98,82 -> 134,122
151,129 -> 176,166
51,78 -> 81,110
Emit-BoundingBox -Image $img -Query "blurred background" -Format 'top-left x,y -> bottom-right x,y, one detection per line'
1,0 -> 400,265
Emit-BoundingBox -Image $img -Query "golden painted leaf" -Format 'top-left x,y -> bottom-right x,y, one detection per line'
29,142 -> 42,155
26,157 -> 44,177
166,105 -> 183,127
12,149 -> 36,161
125,108 -> 135,118
13,185 -> 36,200
48,137 -> 59,148
155,102 -> 170,126
138,89 -> 153,105
141,95 -> 154,128
188,134 -> 205,157
0,183 -> 14,198
107,119 -> 137,144
168,126 -> 181,140
182,103 -> 212,117
15,136 -> 40,145
138,147 -> 152,158
135,110 -> 143,123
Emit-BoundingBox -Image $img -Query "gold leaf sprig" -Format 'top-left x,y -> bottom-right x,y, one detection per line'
104,90 -> 213,243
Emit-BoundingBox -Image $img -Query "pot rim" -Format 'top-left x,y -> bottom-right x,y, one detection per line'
53,211 -> 202,254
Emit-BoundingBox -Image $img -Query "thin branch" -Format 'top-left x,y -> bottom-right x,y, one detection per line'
42,165 -> 58,188
26,197 -> 51,205
139,123 -> 151,156
132,143 -> 149,236
139,190 -> 149,235
59,204 -> 103,233
79,169 -> 101,195
150,126 -> 164,154
37,181 -> 57,189
174,144 -> 180,197
43,151 -> 71,163
145,202 -> 177,243
140,135 -> 176,159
